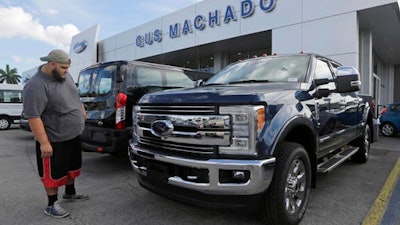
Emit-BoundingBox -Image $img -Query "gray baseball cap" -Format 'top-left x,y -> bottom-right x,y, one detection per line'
40,49 -> 71,64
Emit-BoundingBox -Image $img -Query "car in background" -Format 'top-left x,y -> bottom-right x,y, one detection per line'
379,103 -> 400,136
0,84 -> 23,130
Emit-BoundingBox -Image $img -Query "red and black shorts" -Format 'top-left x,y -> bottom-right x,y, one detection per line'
36,136 -> 82,188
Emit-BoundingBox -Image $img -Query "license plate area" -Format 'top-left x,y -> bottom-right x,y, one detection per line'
147,162 -> 170,183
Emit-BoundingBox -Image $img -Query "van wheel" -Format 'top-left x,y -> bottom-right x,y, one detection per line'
260,142 -> 311,225
0,117 -> 11,130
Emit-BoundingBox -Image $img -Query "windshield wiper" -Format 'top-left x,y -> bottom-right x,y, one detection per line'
229,79 -> 270,84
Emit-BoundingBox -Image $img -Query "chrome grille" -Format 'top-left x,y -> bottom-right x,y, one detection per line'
135,105 -> 231,158
139,105 -> 216,114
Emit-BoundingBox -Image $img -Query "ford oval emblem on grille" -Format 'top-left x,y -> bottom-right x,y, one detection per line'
151,120 -> 174,138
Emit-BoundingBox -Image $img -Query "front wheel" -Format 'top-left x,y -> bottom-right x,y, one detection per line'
0,117 -> 11,130
261,142 -> 311,225
351,124 -> 370,163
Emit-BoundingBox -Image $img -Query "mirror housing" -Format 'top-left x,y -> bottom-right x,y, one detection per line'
335,66 -> 361,93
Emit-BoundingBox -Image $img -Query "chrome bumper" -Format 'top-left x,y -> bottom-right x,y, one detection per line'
128,142 -> 275,195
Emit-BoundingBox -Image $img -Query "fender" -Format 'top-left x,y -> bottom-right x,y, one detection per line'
271,115 -> 317,156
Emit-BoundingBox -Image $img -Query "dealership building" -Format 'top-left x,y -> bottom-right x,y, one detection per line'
68,0 -> 400,107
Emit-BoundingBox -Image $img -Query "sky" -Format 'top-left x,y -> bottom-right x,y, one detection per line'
0,0 -> 203,75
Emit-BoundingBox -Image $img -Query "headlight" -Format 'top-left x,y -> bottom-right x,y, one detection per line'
219,105 -> 265,155
131,105 -> 140,142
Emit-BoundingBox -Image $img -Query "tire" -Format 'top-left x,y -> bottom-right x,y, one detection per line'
261,142 -> 311,225
0,117 -> 11,130
380,123 -> 396,137
351,124 -> 370,163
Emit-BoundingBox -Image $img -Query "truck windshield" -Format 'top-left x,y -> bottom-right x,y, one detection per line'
205,55 -> 310,85
78,65 -> 116,97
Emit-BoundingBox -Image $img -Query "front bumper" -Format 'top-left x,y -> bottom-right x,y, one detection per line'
128,142 -> 275,196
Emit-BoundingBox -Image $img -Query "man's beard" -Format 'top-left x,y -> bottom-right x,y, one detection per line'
52,69 -> 66,82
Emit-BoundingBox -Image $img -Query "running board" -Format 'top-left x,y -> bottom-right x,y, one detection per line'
317,147 -> 359,173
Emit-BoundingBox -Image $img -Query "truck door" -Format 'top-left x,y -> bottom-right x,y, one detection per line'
313,58 -> 346,153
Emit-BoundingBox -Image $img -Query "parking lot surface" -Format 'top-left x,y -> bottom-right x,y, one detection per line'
0,127 -> 399,225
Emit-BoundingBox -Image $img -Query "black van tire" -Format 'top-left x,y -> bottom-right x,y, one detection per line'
0,116 -> 11,130
261,142 -> 311,225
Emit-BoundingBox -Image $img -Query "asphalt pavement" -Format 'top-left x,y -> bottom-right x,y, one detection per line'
0,126 -> 399,225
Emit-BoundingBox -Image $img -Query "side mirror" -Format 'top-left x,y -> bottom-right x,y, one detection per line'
335,66 -> 361,93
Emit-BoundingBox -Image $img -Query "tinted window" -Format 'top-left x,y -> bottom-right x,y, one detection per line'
136,67 -> 197,88
0,90 -> 22,103
314,59 -> 334,80
165,70 -> 195,87
78,65 -> 116,97
136,67 -> 163,86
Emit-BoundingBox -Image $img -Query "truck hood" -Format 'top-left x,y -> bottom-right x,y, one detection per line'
139,82 -> 303,105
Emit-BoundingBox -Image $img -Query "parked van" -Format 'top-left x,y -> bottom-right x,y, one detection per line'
77,60 -> 213,154
0,84 -> 24,130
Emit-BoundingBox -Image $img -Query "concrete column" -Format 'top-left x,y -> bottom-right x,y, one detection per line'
213,52 -> 229,73
359,30 -> 373,95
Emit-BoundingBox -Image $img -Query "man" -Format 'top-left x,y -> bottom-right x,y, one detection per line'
23,49 -> 89,218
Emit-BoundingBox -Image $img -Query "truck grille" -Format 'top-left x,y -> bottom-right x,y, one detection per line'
139,105 -> 216,115
135,105 -> 231,159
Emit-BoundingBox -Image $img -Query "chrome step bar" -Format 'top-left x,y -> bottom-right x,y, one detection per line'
317,147 -> 359,173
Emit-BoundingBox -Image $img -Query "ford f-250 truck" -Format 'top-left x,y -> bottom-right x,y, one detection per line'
128,53 -> 375,225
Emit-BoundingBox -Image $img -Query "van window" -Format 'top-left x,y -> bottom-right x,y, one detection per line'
0,90 -> 23,103
165,71 -> 195,87
136,67 -> 163,86
78,65 -> 116,97
136,67 -> 196,88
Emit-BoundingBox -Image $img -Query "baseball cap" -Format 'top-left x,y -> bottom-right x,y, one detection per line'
40,49 -> 71,64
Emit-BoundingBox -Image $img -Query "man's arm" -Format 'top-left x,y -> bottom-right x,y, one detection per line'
28,117 -> 53,158
81,103 -> 87,119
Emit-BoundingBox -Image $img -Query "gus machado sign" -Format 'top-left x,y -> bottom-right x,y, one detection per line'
136,0 -> 276,47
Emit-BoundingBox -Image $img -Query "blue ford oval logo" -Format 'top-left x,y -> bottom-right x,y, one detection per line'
73,40 -> 88,53
151,120 -> 174,138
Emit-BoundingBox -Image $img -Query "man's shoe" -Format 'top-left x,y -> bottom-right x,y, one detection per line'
62,193 -> 89,202
44,201 -> 70,218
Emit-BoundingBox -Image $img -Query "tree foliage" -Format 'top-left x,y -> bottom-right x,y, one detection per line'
0,64 -> 21,84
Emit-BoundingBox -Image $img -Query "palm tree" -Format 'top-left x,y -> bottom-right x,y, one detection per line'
0,64 -> 21,84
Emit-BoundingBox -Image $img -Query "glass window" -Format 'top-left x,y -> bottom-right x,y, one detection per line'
136,67 -> 163,86
200,56 -> 214,73
0,90 -> 22,103
77,69 -> 92,96
206,55 -> 310,84
78,64 -> 115,97
165,71 -> 195,88
314,59 -> 334,80
94,67 -> 114,96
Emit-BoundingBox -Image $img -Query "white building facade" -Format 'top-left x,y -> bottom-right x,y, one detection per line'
69,0 -> 400,108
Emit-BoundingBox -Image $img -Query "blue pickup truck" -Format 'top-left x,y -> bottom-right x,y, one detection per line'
128,53 -> 376,225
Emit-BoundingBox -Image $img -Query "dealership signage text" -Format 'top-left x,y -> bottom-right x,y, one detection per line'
136,0 -> 276,47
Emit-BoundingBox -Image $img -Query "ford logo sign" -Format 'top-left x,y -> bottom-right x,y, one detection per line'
151,120 -> 174,138
73,40 -> 88,53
